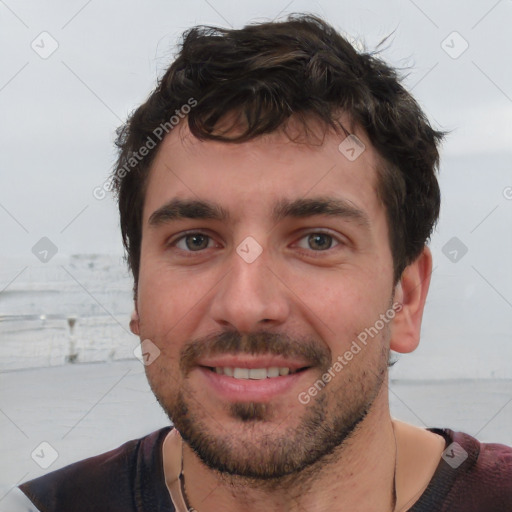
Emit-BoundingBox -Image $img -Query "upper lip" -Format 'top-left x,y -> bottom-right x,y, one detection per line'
196,355 -> 311,371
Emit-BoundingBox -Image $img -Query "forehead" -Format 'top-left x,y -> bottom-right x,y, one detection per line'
142,116 -> 385,227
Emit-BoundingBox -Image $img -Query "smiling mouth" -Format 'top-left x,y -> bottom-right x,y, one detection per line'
204,366 -> 310,379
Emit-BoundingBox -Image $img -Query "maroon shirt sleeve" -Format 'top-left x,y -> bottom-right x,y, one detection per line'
409,428 -> 512,511
19,427 -> 174,512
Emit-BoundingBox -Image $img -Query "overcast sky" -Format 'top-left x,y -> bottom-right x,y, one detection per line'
1,0 -> 512,377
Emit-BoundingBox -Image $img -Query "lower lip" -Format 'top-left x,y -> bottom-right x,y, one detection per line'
197,367 -> 310,402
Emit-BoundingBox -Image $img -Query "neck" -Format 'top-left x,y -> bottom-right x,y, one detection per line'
174,392 -> 399,512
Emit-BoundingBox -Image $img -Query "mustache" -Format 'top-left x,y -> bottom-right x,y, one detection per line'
180,330 -> 332,375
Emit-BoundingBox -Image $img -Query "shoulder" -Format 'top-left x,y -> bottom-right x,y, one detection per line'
18,427 -> 172,512
449,429 -> 512,480
427,428 -> 512,511
469,433 -> 512,491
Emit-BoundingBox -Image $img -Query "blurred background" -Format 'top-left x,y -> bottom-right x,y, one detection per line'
1,0 -> 511,493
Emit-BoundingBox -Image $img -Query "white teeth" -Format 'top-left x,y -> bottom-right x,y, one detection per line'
233,368 -> 249,379
267,367 -> 280,377
248,368 -> 267,380
213,367 -> 298,379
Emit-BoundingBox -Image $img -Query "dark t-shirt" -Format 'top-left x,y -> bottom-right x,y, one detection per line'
17,427 -> 512,511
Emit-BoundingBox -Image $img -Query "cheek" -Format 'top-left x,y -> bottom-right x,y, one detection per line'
295,268 -> 390,319
138,334 -> 181,394
143,356 -> 181,406
136,264 -> 222,367
137,262 -> 193,332
292,272 -> 392,355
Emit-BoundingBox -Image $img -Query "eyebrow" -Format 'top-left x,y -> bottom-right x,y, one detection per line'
273,197 -> 369,227
148,197 -> 370,228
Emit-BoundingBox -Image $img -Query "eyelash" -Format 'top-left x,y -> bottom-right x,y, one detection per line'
168,230 -> 344,257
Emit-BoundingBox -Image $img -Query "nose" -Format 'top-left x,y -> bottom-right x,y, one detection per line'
209,243 -> 290,333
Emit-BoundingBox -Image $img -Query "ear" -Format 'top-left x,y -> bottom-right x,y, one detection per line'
390,246 -> 433,353
129,303 -> 140,335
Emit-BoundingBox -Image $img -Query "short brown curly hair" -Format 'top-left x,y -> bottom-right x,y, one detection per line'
111,13 -> 444,295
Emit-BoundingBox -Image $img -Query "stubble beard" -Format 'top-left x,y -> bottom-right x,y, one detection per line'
152,338 -> 390,487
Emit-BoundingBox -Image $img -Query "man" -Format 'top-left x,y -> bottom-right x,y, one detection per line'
12,13 -> 512,512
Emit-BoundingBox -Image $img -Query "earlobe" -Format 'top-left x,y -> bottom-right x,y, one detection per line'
390,246 -> 433,354
129,307 -> 140,335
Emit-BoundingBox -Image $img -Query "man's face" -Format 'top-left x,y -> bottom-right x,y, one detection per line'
136,118 -> 396,479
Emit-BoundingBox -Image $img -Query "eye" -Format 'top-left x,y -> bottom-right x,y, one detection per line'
295,232 -> 341,251
173,232 -> 216,252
